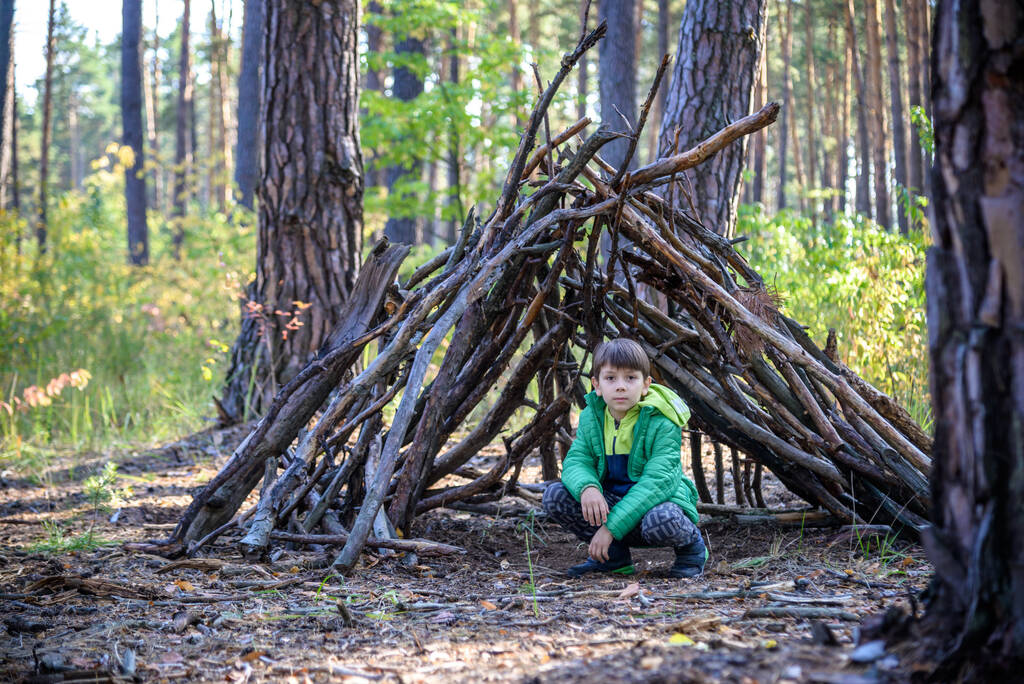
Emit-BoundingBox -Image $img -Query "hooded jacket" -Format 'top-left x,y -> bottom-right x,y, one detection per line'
561,383 -> 700,540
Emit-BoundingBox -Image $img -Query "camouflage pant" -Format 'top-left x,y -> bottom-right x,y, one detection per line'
542,482 -> 702,551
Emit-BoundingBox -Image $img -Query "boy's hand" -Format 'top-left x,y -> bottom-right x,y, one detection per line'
580,486 -> 609,526
589,525 -> 614,562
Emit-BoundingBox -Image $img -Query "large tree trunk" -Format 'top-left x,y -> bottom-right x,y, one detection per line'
749,38 -> 767,207
884,0 -> 908,234
444,24 -> 461,244
864,0 -> 891,230
210,0 -> 231,213
122,0 -> 148,266
36,0 -> 56,252
658,0 -> 766,237
598,0 -> 637,172
143,18 -> 159,211
0,0 -> 14,212
919,0 -> 1024,676
382,30 -> 425,245
234,0 -> 262,211
775,0 -> 792,211
172,0 -> 193,255
838,5 -> 851,214
219,0 -> 363,423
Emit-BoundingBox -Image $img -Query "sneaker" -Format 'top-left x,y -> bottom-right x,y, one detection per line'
669,537 -> 708,578
566,542 -> 634,577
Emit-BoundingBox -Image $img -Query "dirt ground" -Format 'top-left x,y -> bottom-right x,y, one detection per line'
0,431 -> 931,683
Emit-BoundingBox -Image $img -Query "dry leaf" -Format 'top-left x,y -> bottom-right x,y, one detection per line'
173,579 -> 195,592
480,600 -> 498,611
617,582 -> 641,599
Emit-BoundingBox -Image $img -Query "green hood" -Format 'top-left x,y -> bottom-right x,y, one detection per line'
638,383 -> 690,427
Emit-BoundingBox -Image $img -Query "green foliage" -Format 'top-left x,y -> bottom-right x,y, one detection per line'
738,205 -> 931,431
28,520 -> 116,554
83,462 -> 132,515
0,159 -> 254,465
910,105 -> 935,156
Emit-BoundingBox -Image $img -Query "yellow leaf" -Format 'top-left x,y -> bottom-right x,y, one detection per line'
174,579 -> 195,592
762,639 -> 778,649
669,633 -> 694,645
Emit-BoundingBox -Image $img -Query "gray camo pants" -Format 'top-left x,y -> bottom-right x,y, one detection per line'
542,482 -> 702,552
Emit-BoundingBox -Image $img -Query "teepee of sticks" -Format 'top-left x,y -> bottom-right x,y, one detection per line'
141,24 -> 931,569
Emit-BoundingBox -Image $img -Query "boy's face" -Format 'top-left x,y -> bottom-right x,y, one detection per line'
592,364 -> 652,416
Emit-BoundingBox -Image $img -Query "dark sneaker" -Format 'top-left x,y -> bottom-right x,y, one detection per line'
566,543 -> 634,577
669,537 -> 708,578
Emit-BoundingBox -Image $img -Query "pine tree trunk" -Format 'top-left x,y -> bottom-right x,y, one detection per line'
645,0 -> 670,165
750,35 -> 767,207
821,14 -> 838,219
847,0 -> 871,217
211,0 -> 231,213
659,0 -> 767,236
508,0 -> 522,127
920,0 -> 1024,676
0,0 -> 14,212
445,24 -> 461,245
884,0 -> 908,234
838,3 -> 851,214
143,17 -> 160,211
382,30 -> 425,245
122,0 -> 148,265
904,0 -> 926,198
219,0 -> 363,423
235,0 -> 262,211
599,0 -> 637,172
804,0 -> 818,205
864,0 -> 891,230
776,0 -> 792,211
577,0 -> 588,123
37,0 -> 56,252
172,0 -> 193,255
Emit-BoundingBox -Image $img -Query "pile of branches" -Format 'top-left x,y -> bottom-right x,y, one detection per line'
140,24 -> 931,569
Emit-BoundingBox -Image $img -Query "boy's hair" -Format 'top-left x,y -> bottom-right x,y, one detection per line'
591,338 -> 650,377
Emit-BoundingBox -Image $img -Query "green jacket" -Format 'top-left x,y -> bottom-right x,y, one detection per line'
561,384 -> 700,540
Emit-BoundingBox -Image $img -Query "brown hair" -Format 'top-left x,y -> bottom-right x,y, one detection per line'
591,338 -> 650,378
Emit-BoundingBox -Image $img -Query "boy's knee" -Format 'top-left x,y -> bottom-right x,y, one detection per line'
542,481 -> 570,514
641,502 -> 697,544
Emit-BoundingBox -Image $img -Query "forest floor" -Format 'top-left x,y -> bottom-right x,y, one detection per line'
0,428 -> 931,683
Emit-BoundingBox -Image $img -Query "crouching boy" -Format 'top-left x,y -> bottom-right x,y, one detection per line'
543,338 -> 706,578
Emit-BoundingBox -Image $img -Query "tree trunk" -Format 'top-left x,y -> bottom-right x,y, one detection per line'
122,0 -> 148,266
364,2 -> 383,192
645,0 -> 670,165
864,0 -> 890,230
821,13 -> 838,219
382,30 -> 425,245
838,6 -> 851,214
508,0 -> 522,128
804,0 -> 818,205
210,0 -> 231,213
904,0 -> 922,197
598,0 -> 637,172
172,0 -> 193,255
143,13 -> 160,211
884,0 -> 908,234
235,0 -> 262,211
920,0 -> 1024,676
577,0 -> 589,123
658,0 -> 767,236
445,25 -> 461,245
749,18 -> 767,207
847,0 -> 871,217
219,0 -> 363,423
776,0 -> 792,211
37,0 -> 56,252
0,0 -> 14,212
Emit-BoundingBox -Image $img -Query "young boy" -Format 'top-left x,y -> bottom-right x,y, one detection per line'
543,338 -> 706,578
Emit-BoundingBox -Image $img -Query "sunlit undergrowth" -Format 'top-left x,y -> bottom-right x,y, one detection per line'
738,204 -> 931,432
0,165 -> 256,469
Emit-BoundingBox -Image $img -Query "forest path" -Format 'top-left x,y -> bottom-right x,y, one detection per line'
0,432 -> 930,683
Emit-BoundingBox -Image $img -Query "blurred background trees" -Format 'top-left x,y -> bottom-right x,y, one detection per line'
0,0 -> 933,452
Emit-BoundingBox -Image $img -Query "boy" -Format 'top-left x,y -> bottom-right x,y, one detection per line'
543,338 -> 706,578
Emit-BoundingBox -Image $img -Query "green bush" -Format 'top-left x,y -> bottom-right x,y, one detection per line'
0,162 -> 255,462
738,204 -> 931,431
